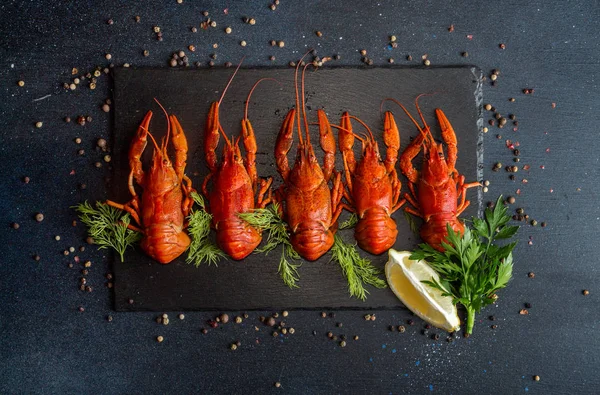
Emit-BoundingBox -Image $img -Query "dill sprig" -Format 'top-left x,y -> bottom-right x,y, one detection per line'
330,234 -> 387,301
73,201 -> 142,262
411,195 -> 518,335
186,192 -> 225,266
339,213 -> 358,230
239,203 -> 301,288
403,211 -> 420,235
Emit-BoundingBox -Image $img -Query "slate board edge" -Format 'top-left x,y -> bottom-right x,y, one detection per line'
110,66 -> 484,312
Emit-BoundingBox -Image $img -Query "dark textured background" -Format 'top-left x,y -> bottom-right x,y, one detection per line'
1,1 -> 598,394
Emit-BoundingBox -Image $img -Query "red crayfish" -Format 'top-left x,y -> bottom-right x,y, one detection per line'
390,96 -> 480,251
337,111 -> 405,255
106,102 -> 195,263
202,66 -> 273,260
274,55 -> 344,261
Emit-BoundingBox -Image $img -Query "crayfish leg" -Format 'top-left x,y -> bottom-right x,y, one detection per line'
106,199 -> 144,231
275,108 -> 296,182
317,109 -> 336,182
129,111 -> 152,189
169,115 -> 189,182
383,111 -> 400,174
241,118 -> 258,193
435,108 -> 458,172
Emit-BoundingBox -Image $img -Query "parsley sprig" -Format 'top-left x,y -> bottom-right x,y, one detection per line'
410,196 -> 518,335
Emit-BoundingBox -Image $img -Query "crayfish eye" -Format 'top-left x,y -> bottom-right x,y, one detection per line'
163,159 -> 168,165
424,153 -> 430,160
438,152 -> 444,158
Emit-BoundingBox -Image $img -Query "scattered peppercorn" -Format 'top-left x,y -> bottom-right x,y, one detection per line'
499,43 -> 506,49
274,382 -> 281,388
235,316 -> 243,324
533,375 -> 540,381
265,317 -> 276,327
398,325 -> 406,333
407,319 -> 414,326
582,289 -> 590,296
35,213 -> 44,222
519,309 -> 529,315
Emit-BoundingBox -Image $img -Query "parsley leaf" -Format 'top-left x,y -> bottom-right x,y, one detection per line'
411,195 -> 518,335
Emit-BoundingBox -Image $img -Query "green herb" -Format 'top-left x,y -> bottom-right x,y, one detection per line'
73,201 -> 142,262
239,203 -> 301,288
411,195 -> 518,335
330,234 -> 387,301
339,213 -> 358,230
241,205 -> 386,298
186,192 -> 225,266
403,211 -> 420,235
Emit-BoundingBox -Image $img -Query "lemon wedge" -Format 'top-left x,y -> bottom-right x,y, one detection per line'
385,249 -> 460,332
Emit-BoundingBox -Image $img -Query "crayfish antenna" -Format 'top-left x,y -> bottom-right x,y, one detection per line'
414,93 -> 435,129
381,98 -> 433,145
219,57 -> 245,106
301,62 -> 315,147
139,124 -> 162,154
347,115 -> 375,142
294,49 -> 313,147
245,78 -> 281,120
153,98 -> 171,157
215,58 -> 245,148
329,123 -> 366,144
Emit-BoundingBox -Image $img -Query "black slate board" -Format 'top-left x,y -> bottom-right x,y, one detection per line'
112,66 -> 483,311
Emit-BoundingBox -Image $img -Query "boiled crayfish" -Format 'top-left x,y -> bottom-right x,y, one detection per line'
202,66 -> 273,260
390,96 -> 480,251
274,55 -> 344,261
106,102 -> 195,263
338,111 -> 405,255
